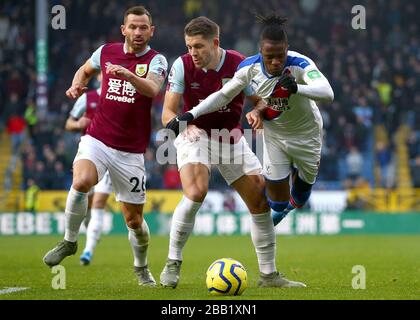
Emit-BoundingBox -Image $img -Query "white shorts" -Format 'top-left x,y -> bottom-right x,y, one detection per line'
94,170 -> 113,194
174,131 -> 262,185
74,135 -> 146,204
263,132 -> 321,184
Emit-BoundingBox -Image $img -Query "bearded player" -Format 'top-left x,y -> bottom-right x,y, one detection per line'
43,6 -> 168,286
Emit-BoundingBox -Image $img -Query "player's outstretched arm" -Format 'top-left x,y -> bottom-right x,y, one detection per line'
189,76 -> 247,120
278,66 -> 334,103
165,81 -> 244,136
66,60 -> 97,99
296,79 -> 334,103
165,68 -> 250,136
294,67 -> 334,103
165,87 -> 235,137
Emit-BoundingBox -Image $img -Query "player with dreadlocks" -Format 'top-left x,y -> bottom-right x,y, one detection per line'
167,14 -> 334,226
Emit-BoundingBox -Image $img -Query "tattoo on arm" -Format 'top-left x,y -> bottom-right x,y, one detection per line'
146,72 -> 166,90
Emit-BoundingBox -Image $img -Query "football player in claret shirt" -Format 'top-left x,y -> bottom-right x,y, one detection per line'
43,6 -> 168,286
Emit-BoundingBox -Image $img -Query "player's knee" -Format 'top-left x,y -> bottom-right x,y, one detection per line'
244,176 -> 270,213
250,202 -> 270,214
184,186 -> 207,203
126,215 -> 142,230
248,194 -> 270,214
72,178 -> 95,193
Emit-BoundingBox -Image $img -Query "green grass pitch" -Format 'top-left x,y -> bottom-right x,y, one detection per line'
0,235 -> 419,300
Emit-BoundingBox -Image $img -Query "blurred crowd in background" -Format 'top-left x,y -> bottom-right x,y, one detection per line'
0,0 -> 419,193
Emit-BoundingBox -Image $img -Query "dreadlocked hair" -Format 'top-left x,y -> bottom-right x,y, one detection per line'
256,13 -> 288,43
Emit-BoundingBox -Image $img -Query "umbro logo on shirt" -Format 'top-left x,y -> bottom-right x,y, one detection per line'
191,82 -> 200,89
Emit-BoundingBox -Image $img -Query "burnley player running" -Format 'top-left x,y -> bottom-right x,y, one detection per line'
168,15 -> 334,226
43,6 -> 168,286
161,16 -> 305,289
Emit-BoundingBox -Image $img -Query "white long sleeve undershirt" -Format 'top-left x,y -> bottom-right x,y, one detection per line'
189,77 -> 246,119
189,77 -> 334,120
296,80 -> 334,103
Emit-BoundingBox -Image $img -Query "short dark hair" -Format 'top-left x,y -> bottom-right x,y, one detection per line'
256,14 -> 288,43
184,16 -> 219,39
124,6 -> 152,24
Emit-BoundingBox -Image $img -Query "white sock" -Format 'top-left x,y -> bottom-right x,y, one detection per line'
250,211 -> 277,274
83,209 -> 91,229
128,220 -> 150,268
84,208 -> 104,253
168,196 -> 202,261
64,187 -> 88,242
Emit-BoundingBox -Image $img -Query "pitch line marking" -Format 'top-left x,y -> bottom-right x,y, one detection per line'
0,287 -> 30,295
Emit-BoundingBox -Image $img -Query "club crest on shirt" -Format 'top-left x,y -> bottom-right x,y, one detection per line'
135,64 -> 148,77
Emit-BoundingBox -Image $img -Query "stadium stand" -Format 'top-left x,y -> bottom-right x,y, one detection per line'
0,0 -> 418,211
